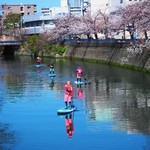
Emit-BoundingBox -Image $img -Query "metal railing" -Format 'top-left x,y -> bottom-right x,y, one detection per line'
0,40 -> 21,46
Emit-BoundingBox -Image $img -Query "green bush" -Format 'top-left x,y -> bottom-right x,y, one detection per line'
52,44 -> 68,56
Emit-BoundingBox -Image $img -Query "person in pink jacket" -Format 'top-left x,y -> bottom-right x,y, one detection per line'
37,56 -> 41,64
76,66 -> 83,82
64,81 -> 73,107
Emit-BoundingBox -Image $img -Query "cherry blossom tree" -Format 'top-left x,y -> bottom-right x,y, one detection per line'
109,0 -> 150,39
82,10 -> 110,39
48,15 -> 83,42
46,0 -> 149,42
49,10 -> 110,41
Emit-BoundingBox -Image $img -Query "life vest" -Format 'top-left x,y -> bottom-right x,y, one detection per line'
37,57 -> 41,63
77,69 -> 82,76
64,85 -> 73,96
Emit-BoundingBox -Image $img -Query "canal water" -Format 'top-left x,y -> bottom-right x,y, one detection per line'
0,55 -> 150,150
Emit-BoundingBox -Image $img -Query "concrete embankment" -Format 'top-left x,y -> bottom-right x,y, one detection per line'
64,40 -> 150,72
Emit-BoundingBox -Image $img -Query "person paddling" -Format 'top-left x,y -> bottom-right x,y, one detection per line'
49,64 -> 55,74
37,56 -> 42,65
76,66 -> 83,82
64,81 -> 73,108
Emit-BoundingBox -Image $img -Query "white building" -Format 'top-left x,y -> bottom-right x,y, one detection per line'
41,0 -> 69,17
90,0 -> 145,14
61,0 -> 69,7
41,8 -> 52,16
90,0 -> 110,14
50,6 -> 69,17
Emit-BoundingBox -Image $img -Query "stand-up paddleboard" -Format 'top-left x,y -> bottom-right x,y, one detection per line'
35,64 -> 45,68
74,81 -> 84,85
49,74 -> 56,77
36,64 -> 42,67
57,105 -> 77,115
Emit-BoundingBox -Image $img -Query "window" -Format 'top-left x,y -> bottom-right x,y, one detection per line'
20,7 -> 23,11
8,7 -> 11,10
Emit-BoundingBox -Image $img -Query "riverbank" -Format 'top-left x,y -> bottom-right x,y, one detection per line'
15,39 -> 150,73
63,39 -> 150,73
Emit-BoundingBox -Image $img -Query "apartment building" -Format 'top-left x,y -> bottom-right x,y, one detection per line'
41,8 -> 52,16
1,4 -> 37,18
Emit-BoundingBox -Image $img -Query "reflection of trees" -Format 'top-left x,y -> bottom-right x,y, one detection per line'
120,107 -> 150,135
83,63 -> 150,134
4,73 -> 25,98
115,88 -> 150,134
0,123 -> 16,149
0,81 -> 5,111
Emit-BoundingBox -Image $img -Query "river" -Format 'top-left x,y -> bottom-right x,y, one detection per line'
0,55 -> 150,150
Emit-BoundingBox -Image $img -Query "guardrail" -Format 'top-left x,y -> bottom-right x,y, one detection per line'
64,38 -> 132,44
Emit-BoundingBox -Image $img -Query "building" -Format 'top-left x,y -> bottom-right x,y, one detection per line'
41,8 -> 52,16
41,0 -> 69,17
41,7 -> 69,17
41,0 -> 90,17
61,0 -> 69,7
22,15 -> 56,35
1,4 -> 37,18
110,0 -> 144,12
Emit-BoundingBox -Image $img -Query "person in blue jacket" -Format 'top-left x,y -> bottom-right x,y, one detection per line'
49,64 -> 55,74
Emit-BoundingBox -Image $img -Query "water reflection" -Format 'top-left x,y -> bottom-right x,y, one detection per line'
65,113 -> 74,139
77,87 -> 83,100
49,76 -> 55,90
37,66 -> 42,73
83,67 -> 150,135
0,56 -> 150,149
0,123 -> 16,149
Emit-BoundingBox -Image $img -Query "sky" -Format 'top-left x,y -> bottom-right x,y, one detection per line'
0,0 -> 60,14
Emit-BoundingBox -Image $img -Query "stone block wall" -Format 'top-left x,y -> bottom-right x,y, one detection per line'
64,41 -> 150,72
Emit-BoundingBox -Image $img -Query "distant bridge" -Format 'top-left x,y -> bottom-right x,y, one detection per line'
0,38 -> 22,56
0,40 -> 21,46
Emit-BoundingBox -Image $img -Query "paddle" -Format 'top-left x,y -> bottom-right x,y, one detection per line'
82,75 -> 87,81
39,64 -> 50,73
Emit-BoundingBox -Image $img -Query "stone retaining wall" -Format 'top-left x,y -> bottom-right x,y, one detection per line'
64,41 -> 150,72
